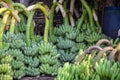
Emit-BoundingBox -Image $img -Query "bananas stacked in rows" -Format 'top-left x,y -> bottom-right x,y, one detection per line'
56,55 -> 92,80
6,49 -> 25,79
0,49 -> 13,80
38,42 -> 61,76
95,59 -> 120,80
56,54 -> 120,80
50,23 -> 107,64
23,42 -> 40,76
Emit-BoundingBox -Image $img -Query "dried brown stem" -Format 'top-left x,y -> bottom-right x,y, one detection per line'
75,46 -> 102,65
96,39 -> 111,46
74,7 -> 80,18
93,47 -> 113,67
70,0 -> 75,15
109,49 -> 117,63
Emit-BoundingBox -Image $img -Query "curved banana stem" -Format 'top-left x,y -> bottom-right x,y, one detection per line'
10,10 -> 18,34
0,7 -> 9,14
0,11 -> 10,48
49,2 -> 57,36
58,3 -> 66,18
75,46 -> 102,65
80,0 -> 95,31
96,39 -> 111,46
27,3 -> 49,43
55,0 -> 64,12
77,10 -> 87,29
0,7 -> 20,23
27,3 -> 48,16
26,12 -> 35,47
0,0 -> 14,9
93,47 -> 113,67
13,3 -> 30,16
0,2 -> 9,8
109,49 -> 117,63
109,43 -> 120,63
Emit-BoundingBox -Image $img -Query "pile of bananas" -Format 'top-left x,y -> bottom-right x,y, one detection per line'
55,55 -> 93,80
22,42 -> 40,76
56,53 -> 120,80
38,42 -> 61,76
0,49 -> 13,80
6,49 -> 25,79
50,23 -> 107,64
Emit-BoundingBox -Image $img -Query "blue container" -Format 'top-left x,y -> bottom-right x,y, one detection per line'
103,6 -> 120,39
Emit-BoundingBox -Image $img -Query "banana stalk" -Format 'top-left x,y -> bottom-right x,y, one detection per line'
92,9 -> 101,28
26,12 -> 34,47
30,20 -> 35,42
0,11 -> 10,48
63,1 -> 69,26
80,0 -> 95,31
13,3 -> 30,16
77,10 -> 87,29
10,10 -> 18,34
69,12 -> 75,26
27,3 -> 49,43
49,2 -> 57,36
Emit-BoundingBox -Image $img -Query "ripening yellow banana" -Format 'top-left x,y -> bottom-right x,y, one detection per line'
10,10 -> 18,34
5,15 -> 11,30
0,7 -> 8,15
0,11 -> 10,48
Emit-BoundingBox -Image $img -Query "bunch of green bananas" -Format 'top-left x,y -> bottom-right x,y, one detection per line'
76,33 -> 85,42
40,63 -> 60,76
76,43 -> 87,50
0,49 -> 13,80
0,74 -> 12,80
23,42 -> 39,56
6,49 -> 25,79
13,69 -> 25,79
16,14 -> 26,32
3,32 -> 25,49
58,50 -> 76,64
25,67 -> 40,76
6,49 -> 24,62
39,55 -> 60,65
24,56 -> 39,68
110,38 -> 120,48
38,42 -> 60,76
57,25 -> 74,36
95,59 -> 120,80
56,55 -> 93,80
66,30 -> 77,40
57,37 -> 75,49
85,32 -> 102,43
